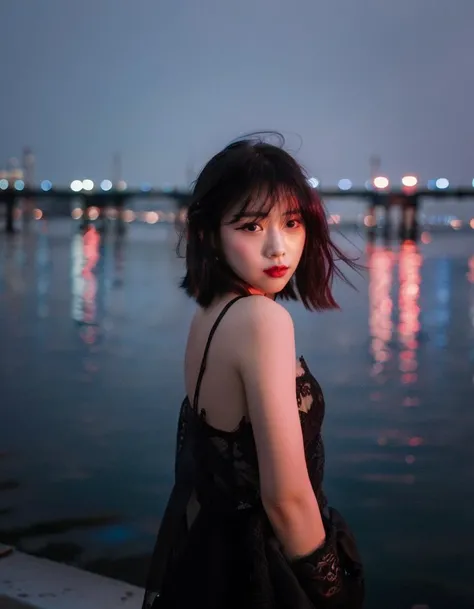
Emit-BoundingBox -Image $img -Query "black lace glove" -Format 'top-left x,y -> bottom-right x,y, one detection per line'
289,510 -> 365,608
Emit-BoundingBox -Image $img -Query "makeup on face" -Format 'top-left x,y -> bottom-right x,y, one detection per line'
263,265 -> 289,279
219,199 -> 306,295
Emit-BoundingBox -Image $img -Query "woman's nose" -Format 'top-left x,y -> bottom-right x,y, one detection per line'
266,231 -> 285,258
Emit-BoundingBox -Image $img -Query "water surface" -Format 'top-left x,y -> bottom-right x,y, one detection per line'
0,220 -> 473,609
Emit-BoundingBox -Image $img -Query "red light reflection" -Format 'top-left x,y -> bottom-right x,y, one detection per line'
398,242 -> 422,385
368,246 -> 394,376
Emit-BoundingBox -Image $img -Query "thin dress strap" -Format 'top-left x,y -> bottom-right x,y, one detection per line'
192,295 -> 246,412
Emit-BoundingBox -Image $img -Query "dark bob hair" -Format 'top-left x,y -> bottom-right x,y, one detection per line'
179,132 -> 360,310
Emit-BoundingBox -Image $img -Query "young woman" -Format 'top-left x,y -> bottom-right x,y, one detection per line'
142,135 -> 365,609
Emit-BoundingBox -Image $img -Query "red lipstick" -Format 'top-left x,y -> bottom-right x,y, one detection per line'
263,265 -> 289,278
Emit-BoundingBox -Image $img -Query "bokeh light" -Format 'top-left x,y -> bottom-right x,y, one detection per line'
87,206 -> 100,221
436,178 -> 449,189
70,180 -> 83,192
373,176 -> 389,189
338,179 -> 352,191
402,175 -> 418,187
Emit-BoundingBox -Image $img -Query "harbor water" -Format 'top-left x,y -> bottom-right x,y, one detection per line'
1,219 -> 473,609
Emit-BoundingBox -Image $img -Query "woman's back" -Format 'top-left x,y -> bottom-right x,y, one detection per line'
183,295 -> 328,510
184,295 -> 250,433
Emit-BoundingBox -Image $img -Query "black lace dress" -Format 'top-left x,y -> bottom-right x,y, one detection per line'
142,297 -> 364,609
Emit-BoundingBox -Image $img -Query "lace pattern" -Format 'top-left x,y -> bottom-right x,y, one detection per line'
175,356 -> 327,513
291,529 -> 343,600
290,507 -> 365,608
142,353 -> 363,608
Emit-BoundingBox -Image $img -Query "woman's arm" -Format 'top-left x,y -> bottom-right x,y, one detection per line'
235,297 -> 364,608
235,296 -> 326,559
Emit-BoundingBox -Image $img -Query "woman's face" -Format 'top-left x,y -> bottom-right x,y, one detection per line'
219,198 -> 306,296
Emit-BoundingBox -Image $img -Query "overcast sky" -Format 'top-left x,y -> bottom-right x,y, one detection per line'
1,0 -> 474,188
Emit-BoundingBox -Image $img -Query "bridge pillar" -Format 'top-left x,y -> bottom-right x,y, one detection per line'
366,192 -> 379,242
5,193 -> 15,234
115,196 -> 126,236
399,194 -> 419,242
382,196 -> 393,243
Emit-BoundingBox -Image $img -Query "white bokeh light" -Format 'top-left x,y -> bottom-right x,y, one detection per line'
70,180 -> 83,192
402,175 -> 418,187
82,179 -> 94,191
100,179 -> 113,191
373,176 -> 389,189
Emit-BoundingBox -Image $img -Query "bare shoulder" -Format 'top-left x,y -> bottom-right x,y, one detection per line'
231,296 -> 294,339
229,297 -> 296,379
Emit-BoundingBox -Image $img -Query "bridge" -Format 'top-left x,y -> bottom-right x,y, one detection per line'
1,185 -> 474,241
0,187 -> 191,234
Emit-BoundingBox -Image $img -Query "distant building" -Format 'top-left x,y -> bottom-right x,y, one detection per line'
0,157 -> 24,183
0,148 -> 36,186
22,147 -> 35,187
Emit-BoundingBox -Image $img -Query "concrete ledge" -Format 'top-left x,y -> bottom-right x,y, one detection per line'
0,547 -> 144,609
0,596 -> 37,608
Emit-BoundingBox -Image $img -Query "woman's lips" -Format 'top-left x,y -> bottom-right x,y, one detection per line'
263,266 -> 289,278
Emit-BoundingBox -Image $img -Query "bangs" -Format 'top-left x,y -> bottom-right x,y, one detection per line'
221,159 -> 311,224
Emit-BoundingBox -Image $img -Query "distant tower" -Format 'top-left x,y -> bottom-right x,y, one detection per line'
369,155 -> 381,183
6,157 -> 23,182
22,147 -> 35,187
112,152 -> 126,235
112,152 -> 122,187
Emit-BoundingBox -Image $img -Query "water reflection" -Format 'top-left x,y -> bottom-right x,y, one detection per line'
35,226 -> 51,319
367,245 -> 394,377
433,258 -> 451,349
468,255 -> 474,285
397,242 -> 421,388
71,227 -> 100,327
368,242 -> 422,384
1,225 -> 474,608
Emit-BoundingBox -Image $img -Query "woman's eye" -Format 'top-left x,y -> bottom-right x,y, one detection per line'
240,223 -> 261,232
286,219 -> 302,229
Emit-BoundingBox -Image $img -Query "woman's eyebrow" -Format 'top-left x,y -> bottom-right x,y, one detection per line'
231,209 -> 300,222
231,210 -> 268,222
